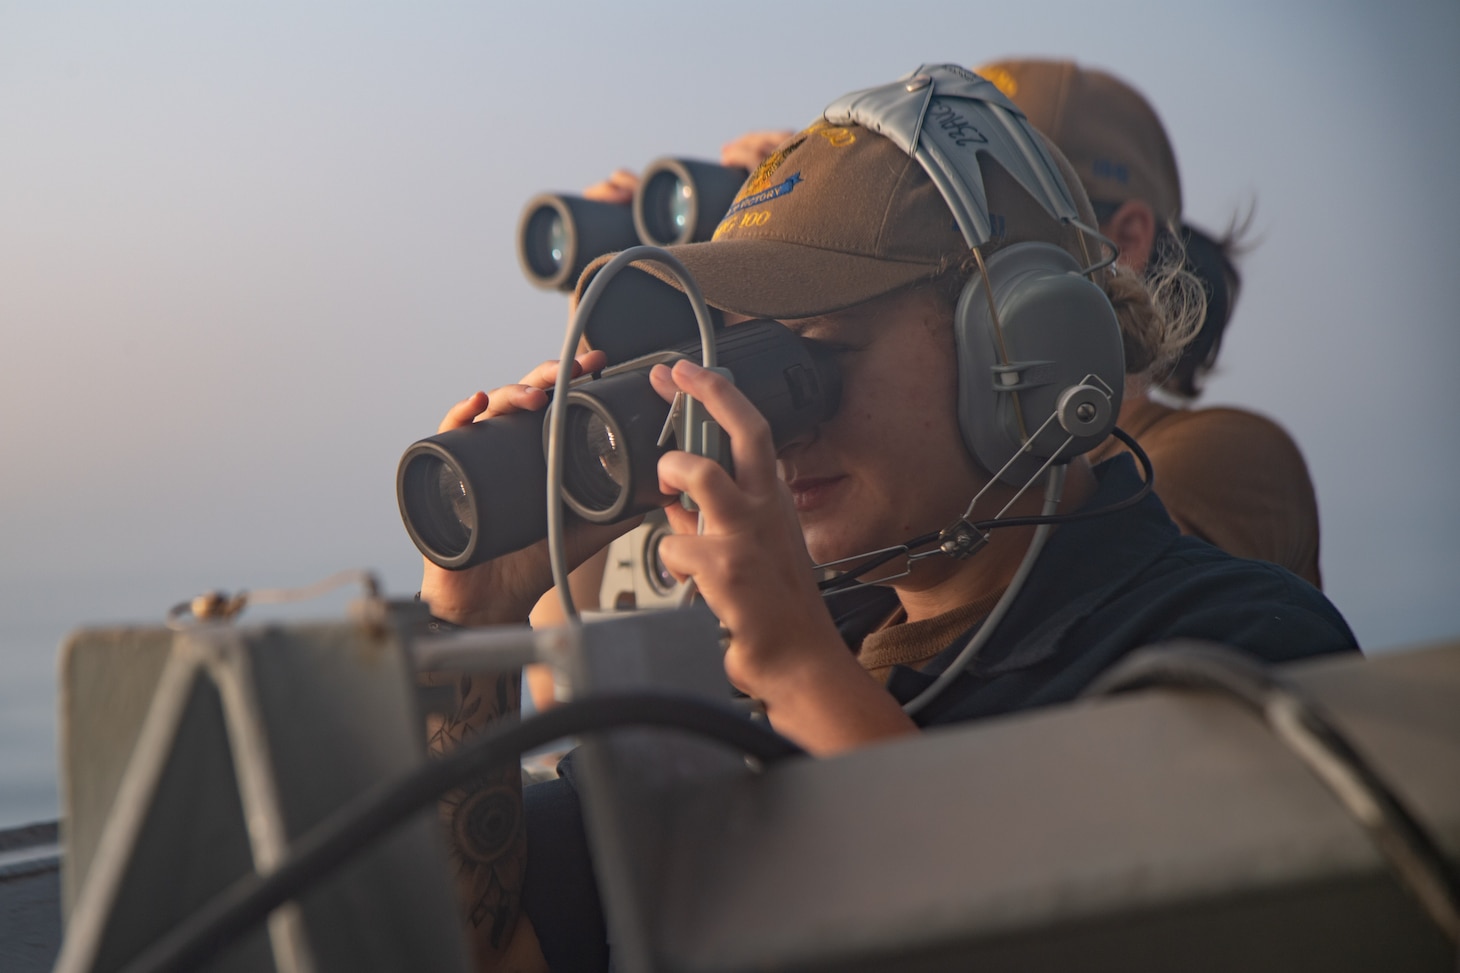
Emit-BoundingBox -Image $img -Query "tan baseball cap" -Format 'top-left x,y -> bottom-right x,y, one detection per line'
580,118 -> 1102,321
976,59 -> 1182,224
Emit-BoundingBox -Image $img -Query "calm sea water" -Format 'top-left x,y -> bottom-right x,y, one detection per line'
0,620 -> 64,830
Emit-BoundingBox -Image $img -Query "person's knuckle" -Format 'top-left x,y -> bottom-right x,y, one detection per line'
683,459 -> 721,495
701,367 -> 733,391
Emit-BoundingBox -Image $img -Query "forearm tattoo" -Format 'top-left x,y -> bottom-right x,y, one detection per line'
426,669 -> 526,956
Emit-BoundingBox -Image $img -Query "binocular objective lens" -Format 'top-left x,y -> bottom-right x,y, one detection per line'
437,462 -> 475,533
548,218 -> 568,265
640,170 -> 695,246
524,207 -> 569,277
564,406 -> 629,514
668,178 -> 692,233
403,454 -> 475,558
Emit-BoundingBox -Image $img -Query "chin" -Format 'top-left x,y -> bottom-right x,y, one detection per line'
801,524 -> 884,572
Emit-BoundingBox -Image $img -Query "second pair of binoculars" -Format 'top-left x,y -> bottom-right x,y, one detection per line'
518,158 -> 748,292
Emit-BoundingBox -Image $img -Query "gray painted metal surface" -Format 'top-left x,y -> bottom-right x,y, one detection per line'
573,641 -> 1460,972
565,607 -> 747,973
41,599 -> 1460,972
54,604 -> 472,973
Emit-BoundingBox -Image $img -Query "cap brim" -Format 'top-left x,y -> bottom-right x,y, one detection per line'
582,238 -> 942,322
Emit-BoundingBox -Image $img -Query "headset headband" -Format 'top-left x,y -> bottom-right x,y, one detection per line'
823,63 -> 1082,249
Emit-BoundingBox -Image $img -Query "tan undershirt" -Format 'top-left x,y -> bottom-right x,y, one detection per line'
857,587 -> 1007,684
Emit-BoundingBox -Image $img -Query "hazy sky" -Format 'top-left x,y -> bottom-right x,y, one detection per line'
1,0 -> 1458,826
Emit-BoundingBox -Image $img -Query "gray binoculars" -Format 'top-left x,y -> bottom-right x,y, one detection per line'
517,158 -> 748,292
397,319 -> 840,570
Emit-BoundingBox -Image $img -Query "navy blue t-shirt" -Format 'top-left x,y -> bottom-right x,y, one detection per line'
833,454 -> 1357,725
524,455 -> 1358,970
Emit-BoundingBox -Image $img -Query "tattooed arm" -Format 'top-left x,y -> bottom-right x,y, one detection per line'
424,667 -> 547,971
416,356 -> 636,969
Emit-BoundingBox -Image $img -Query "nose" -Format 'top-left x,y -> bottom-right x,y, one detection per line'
776,421 -> 822,460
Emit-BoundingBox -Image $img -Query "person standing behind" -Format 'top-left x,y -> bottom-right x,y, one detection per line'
977,58 -> 1323,587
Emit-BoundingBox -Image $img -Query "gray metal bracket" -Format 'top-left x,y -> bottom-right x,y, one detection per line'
55,605 -> 471,973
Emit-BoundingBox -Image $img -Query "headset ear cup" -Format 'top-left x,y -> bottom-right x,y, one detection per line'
954,243 -> 1126,486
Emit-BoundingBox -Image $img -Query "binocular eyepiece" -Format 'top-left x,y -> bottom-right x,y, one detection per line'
517,158 -> 748,292
398,319 -> 841,570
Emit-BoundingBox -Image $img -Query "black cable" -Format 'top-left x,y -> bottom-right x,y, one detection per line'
817,427 -> 1153,592
118,693 -> 804,973
1084,641 -> 1460,944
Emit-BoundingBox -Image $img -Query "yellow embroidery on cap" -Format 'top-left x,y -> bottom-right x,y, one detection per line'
979,65 -> 1018,99
740,134 -> 807,196
818,126 -> 855,147
712,204 -> 773,240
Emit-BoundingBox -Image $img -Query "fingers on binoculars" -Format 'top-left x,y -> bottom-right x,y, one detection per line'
582,168 -> 640,204
648,362 -> 679,401
438,391 -> 489,433
479,385 -> 549,420
438,352 -> 608,431
652,529 -> 720,585
659,451 -> 743,531
720,130 -> 796,170
657,360 -> 778,496
520,350 -> 606,390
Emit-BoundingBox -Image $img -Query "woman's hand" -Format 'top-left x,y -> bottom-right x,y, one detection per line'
650,360 -> 916,753
720,130 -> 795,171
582,168 -> 640,205
650,360 -> 833,689
418,350 -> 640,627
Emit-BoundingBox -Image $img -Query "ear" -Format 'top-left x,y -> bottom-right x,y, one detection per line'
1102,199 -> 1158,273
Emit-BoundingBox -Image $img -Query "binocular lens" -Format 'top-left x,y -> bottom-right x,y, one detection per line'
667,181 -> 692,233
517,160 -> 749,291
403,454 -> 475,559
634,158 -> 749,249
563,404 -> 631,515
522,206 -> 569,279
638,170 -> 693,246
398,409 -> 553,568
644,520 -> 677,595
517,194 -> 642,292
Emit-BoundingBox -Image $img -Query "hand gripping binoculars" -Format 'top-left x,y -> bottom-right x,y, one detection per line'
397,319 -> 841,569
517,158 -> 748,292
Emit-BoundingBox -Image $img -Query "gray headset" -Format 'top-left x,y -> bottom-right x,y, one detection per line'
824,64 -> 1126,486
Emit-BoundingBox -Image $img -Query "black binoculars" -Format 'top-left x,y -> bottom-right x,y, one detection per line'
517,158 -> 748,292
397,319 -> 841,570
